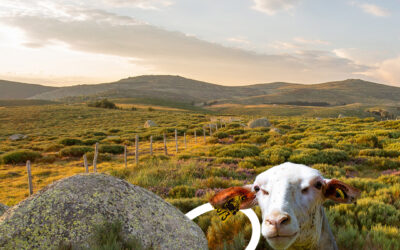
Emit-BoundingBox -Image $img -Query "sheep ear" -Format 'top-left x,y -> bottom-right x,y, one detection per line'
323,179 -> 360,204
210,185 -> 257,209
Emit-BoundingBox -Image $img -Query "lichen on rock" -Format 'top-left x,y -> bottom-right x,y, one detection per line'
0,174 -> 207,249
0,203 -> 8,217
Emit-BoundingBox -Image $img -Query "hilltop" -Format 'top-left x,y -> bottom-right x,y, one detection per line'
0,76 -> 399,106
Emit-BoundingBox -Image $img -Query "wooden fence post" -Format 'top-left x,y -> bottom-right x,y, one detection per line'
26,160 -> 33,195
209,125 -> 213,136
184,132 -> 187,149
215,124 -> 218,131
135,135 -> 139,166
203,127 -> 206,143
150,136 -> 153,156
163,133 -> 168,155
124,145 -> 127,168
194,130 -> 197,144
93,142 -> 98,173
83,154 -> 89,173
175,129 -> 178,153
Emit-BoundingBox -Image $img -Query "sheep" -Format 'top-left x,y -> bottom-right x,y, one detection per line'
187,162 -> 360,250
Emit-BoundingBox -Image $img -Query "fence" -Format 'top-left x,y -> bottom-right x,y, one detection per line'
23,123 -> 226,196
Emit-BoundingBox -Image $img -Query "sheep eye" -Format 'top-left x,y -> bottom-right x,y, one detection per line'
314,181 -> 322,190
254,186 -> 260,192
301,187 -> 309,194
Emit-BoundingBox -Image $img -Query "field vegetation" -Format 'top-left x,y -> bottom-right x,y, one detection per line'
0,104 -> 399,249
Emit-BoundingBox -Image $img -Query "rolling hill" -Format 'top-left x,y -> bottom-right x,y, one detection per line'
0,80 -> 56,99
1,76 -> 399,106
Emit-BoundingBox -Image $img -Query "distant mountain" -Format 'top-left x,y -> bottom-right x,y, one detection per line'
1,76 -> 399,106
0,80 -> 57,99
232,79 -> 400,105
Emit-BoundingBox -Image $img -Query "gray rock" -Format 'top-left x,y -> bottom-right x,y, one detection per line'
0,174 -> 207,249
144,120 -> 157,128
8,134 -> 27,141
0,203 -> 8,216
248,117 -> 271,128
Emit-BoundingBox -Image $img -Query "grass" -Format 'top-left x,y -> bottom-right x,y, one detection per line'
0,104 -> 400,249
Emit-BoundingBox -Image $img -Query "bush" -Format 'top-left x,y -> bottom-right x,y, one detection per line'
99,144 -> 124,154
366,157 -> 400,170
44,144 -> 64,152
355,134 -> 379,148
167,197 -> 207,213
289,148 -> 348,165
213,131 -> 229,139
1,150 -> 42,164
312,164 -> 345,178
210,144 -> 261,158
168,185 -> 196,198
60,146 -> 93,157
86,152 -> 112,162
261,146 -> 292,165
359,149 -> 400,158
248,134 -> 269,144
59,138 -> 83,146
82,139 -> 99,146
88,99 -> 117,109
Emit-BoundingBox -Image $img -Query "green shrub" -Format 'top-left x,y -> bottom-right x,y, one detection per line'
1,150 -> 42,164
167,197 -> 207,213
44,144 -> 64,152
312,164 -> 345,178
60,146 -> 93,157
248,134 -> 269,144
82,139 -> 99,146
213,131 -> 229,139
168,185 -> 196,198
226,128 -> 245,135
359,149 -> 400,158
99,144 -> 124,154
93,132 -> 107,136
210,144 -> 260,158
86,152 -> 112,162
366,157 -> 400,170
88,99 -> 117,109
289,148 -> 348,165
261,146 -> 292,165
59,138 -> 83,146
355,134 -> 379,148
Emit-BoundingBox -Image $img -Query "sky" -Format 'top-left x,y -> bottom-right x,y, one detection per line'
0,0 -> 399,86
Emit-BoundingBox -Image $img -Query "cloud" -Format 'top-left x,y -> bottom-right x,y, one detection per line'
0,3 -> 372,85
251,0 -> 301,15
351,2 -> 390,17
363,56 -> 400,86
293,37 -> 330,45
103,0 -> 174,9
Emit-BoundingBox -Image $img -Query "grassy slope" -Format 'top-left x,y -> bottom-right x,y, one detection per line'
208,103 -> 400,118
0,80 -> 56,99
0,104 -> 399,249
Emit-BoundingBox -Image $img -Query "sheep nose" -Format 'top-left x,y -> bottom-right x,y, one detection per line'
265,212 -> 291,228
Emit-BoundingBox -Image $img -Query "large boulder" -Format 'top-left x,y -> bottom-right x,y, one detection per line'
0,174 -> 207,249
144,120 -> 157,128
0,203 -> 7,216
248,117 -> 271,128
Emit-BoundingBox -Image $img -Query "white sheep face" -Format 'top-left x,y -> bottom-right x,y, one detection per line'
253,163 -> 325,249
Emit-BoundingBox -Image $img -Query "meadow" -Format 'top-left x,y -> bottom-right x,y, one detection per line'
0,104 -> 399,250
